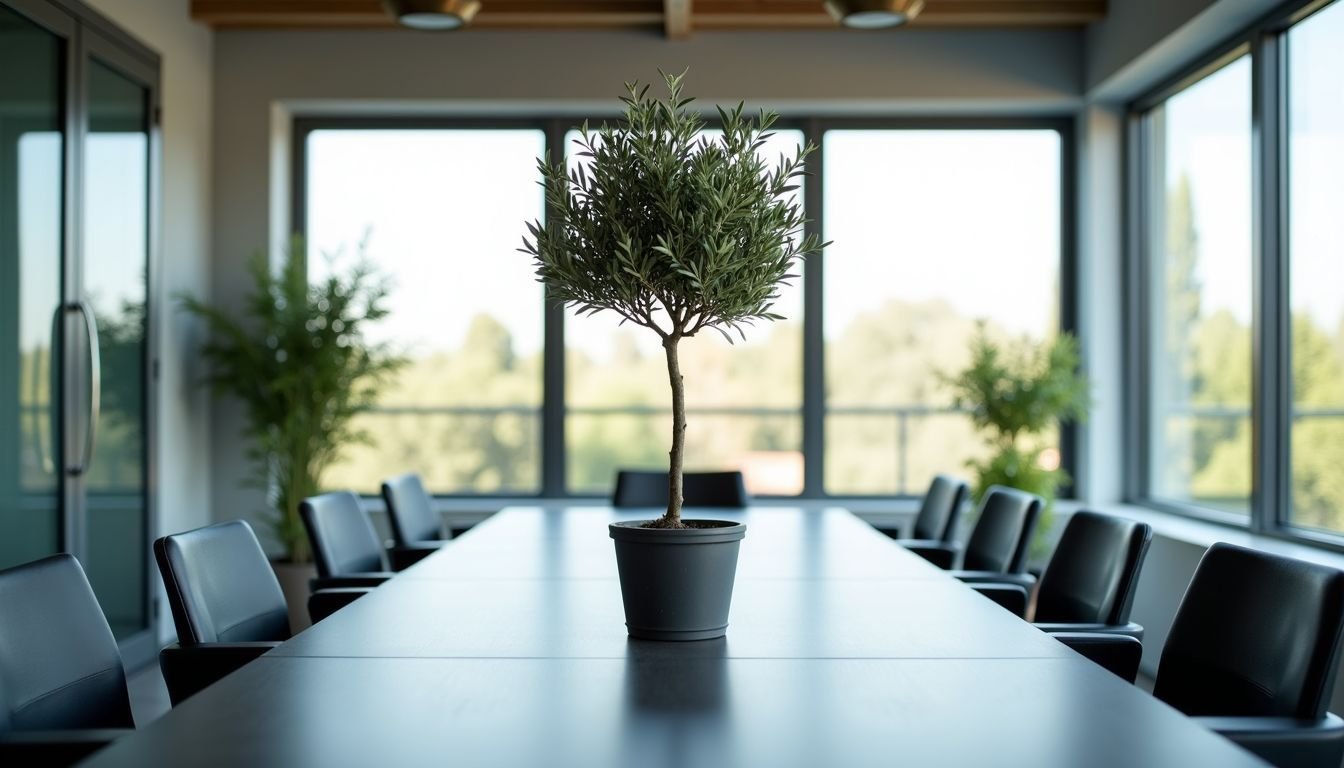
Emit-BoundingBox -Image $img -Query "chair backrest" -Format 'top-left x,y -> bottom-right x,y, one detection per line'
1033,511 -> 1152,625
381,473 -> 442,547
154,520 -> 291,645
1154,543 -> 1344,720
611,470 -> 749,508
911,475 -> 969,542
301,491 -> 388,578
961,486 -> 1043,574
0,554 -> 134,731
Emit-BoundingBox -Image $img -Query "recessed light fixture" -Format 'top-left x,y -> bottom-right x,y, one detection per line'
823,0 -> 925,29
382,0 -> 482,31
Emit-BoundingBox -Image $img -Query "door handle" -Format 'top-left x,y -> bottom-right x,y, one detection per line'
67,300 -> 100,477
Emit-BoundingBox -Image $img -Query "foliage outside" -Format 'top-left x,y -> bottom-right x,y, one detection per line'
180,243 -> 404,561
944,326 -> 1090,553
522,71 -> 824,527
305,124 -> 1344,537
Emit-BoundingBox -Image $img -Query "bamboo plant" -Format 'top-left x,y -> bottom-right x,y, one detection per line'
180,242 -> 404,561
523,71 -> 825,528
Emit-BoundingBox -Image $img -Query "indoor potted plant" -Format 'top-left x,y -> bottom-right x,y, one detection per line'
523,71 -> 824,640
943,324 -> 1090,560
180,241 -> 404,629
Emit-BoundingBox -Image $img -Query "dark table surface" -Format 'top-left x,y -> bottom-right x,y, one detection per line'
83,506 -> 1265,767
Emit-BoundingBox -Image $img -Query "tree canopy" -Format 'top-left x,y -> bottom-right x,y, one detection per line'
522,70 -> 824,344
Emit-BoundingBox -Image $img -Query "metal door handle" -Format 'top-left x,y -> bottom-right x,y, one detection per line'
30,306 -> 61,475
67,301 -> 100,476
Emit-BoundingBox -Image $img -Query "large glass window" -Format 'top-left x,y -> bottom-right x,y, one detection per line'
563,128 -> 806,496
1142,56 -> 1253,515
822,129 -> 1062,495
301,121 -> 1073,499
1287,1 -> 1344,532
305,129 -> 545,494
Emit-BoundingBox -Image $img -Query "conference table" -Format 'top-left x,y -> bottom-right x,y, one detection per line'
84,506 -> 1264,767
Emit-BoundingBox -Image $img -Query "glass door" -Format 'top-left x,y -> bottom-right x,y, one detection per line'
1,0 -> 159,664
77,30 -> 157,653
0,0 -> 69,571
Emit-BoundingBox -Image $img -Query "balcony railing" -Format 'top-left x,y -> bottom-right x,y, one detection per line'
21,403 -> 1344,497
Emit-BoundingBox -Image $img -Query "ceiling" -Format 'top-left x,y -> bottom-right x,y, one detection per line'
190,1 -> 1108,38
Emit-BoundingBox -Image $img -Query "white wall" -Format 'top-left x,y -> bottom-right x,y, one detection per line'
1073,104 -> 1125,506
1088,0 -> 1289,100
209,25 -> 1086,548
81,0 -> 213,644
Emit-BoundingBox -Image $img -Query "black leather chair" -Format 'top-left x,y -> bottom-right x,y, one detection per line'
382,473 -> 449,570
0,554 -> 134,765
881,474 -> 968,546
1065,543 -> 1344,767
154,520 -> 364,705
904,486 -> 1042,584
301,491 -> 399,588
612,470 -> 749,508
971,511 -> 1152,641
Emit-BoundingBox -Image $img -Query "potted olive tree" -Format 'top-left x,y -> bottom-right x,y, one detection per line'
523,71 -> 824,640
180,242 -> 404,628
944,325 -> 1090,559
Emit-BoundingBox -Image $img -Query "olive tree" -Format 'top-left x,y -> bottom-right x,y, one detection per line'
522,71 -> 824,527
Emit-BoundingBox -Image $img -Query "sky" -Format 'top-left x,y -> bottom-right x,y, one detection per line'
1162,56 -> 1253,326
18,132 -> 146,349
307,126 -> 1063,363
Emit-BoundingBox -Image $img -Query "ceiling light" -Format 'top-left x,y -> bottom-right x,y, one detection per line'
823,0 -> 925,29
383,0 -> 481,31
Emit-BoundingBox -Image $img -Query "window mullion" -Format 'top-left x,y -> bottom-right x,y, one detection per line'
801,118 -> 825,498
542,119 -> 568,497
1250,30 -> 1291,534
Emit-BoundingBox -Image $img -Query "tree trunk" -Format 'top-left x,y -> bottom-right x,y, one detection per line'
660,335 -> 687,528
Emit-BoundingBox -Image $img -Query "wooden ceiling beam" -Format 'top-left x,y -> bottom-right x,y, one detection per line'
190,0 -> 1106,30
690,1 -> 1105,26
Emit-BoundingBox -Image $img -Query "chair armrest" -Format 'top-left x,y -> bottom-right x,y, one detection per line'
1033,622 -> 1144,641
897,540 -> 960,570
389,541 -> 446,571
308,587 -> 371,623
0,729 -> 131,765
951,571 -> 1038,590
874,526 -> 907,540
969,583 -> 1028,618
160,642 -> 280,706
310,573 -> 395,590
1051,632 -> 1142,684
1195,713 -> 1344,767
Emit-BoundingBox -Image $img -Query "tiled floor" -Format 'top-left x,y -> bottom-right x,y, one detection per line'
127,662 -> 172,726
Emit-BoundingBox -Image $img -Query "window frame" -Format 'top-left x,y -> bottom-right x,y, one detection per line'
1126,0 -> 1344,549
292,115 -> 1078,501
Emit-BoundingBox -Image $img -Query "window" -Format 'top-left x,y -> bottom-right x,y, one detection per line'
1129,0 -> 1344,547
304,128 -> 546,494
1140,55 -> 1253,516
299,119 -> 1073,498
563,128 -> 806,496
823,129 -> 1062,495
1288,0 -> 1344,533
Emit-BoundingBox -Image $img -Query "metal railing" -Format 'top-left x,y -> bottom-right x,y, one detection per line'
362,403 -> 972,495
357,402 -> 1344,495
20,401 -> 1341,496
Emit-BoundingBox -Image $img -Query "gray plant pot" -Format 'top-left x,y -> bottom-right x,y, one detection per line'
271,560 -> 316,635
609,520 -> 746,641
